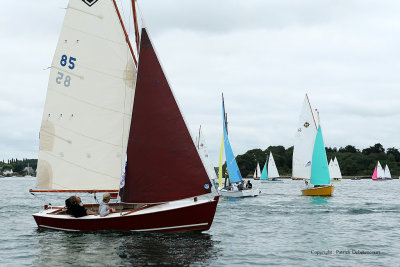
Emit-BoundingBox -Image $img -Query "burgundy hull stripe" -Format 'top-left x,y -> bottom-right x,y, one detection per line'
33,199 -> 218,233
121,28 -> 211,203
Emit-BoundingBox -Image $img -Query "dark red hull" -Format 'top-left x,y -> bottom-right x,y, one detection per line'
33,197 -> 219,233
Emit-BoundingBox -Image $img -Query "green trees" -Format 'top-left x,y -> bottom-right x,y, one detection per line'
235,144 -> 400,177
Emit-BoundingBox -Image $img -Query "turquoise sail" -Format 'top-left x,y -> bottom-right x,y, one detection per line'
310,125 -> 330,185
222,98 -> 242,183
260,161 -> 268,180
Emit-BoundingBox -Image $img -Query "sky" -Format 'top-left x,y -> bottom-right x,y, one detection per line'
2,0 -> 400,165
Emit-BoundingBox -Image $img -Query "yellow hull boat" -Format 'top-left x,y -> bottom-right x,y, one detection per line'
301,185 -> 334,196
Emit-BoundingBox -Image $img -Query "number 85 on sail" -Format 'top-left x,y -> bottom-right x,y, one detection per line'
55,54 -> 76,87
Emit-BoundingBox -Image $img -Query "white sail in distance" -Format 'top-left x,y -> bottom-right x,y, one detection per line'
376,161 -> 385,179
196,126 -> 217,181
333,157 -> 342,178
328,159 -> 334,178
292,94 -> 318,179
384,164 -> 391,179
36,0 -> 136,190
268,152 -> 280,178
253,162 -> 261,178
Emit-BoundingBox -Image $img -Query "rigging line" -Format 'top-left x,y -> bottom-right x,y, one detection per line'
112,0 -> 137,67
135,0 -> 146,29
132,0 -> 140,52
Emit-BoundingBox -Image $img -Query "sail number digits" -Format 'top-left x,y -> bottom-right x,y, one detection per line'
60,55 -> 76,69
56,55 -> 76,87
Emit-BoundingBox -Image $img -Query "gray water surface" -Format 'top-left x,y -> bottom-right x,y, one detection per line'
0,177 -> 398,266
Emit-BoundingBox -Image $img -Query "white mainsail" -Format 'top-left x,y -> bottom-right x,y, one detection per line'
268,152 -> 280,178
328,159 -> 334,178
384,164 -> 391,179
333,157 -> 342,178
253,162 -> 261,178
292,94 -> 318,179
196,126 -> 217,181
36,0 -> 136,190
376,161 -> 385,179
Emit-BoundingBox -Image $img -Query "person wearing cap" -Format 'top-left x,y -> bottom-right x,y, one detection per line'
99,193 -> 113,217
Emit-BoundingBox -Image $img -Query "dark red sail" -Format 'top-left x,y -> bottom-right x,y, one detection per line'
120,28 -> 212,203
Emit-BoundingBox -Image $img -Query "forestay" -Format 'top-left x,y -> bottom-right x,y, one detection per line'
36,0 -> 136,190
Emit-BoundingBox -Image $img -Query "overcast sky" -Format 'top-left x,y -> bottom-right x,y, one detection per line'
2,0 -> 400,164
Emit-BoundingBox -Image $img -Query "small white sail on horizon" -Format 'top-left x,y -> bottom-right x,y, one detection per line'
253,162 -> 261,179
377,161 -> 385,179
196,126 -> 218,182
333,157 -> 342,179
328,158 -> 334,178
268,152 -> 280,178
384,164 -> 392,179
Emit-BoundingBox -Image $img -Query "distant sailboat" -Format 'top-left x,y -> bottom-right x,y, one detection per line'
196,125 -> 218,190
384,164 -> 392,180
267,152 -> 282,182
372,167 -> 378,180
292,94 -> 318,180
253,162 -> 261,180
372,161 -> 386,181
301,125 -> 334,196
331,157 -> 342,181
218,94 -> 259,197
377,161 -> 385,179
260,160 -> 268,181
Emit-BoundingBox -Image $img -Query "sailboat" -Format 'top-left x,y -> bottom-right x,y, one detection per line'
372,161 -> 386,181
330,157 -> 342,181
253,162 -> 261,180
196,126 -> 218,190
266,152 -> 283,182
260,160 -> 268,181
292,94 -> 318,181
30,0 -> 219,232
301,124 -> 334,196
384,164 -> 392,180
218,94 -> 259,197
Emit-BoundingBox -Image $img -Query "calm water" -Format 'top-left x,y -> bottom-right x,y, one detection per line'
1,177 -> 399,266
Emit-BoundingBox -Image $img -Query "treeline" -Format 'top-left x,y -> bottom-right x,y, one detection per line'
0,158 -> 37,174
234,143 -> 400,177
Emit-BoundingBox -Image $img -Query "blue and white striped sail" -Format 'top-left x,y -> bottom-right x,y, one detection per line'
222,98 -> 242,183
310,125 -> 330,185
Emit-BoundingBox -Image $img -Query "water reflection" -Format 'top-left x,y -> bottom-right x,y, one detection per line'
33,230 -> 221,267
310,197 -> 329,205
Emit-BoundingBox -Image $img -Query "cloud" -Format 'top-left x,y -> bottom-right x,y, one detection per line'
2,0 -> 400,164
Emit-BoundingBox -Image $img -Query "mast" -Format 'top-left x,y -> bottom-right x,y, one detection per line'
198,125 -> 201,149
131,0 -> 141,52
112,0 -> 138,67
306,93 -> 318,130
